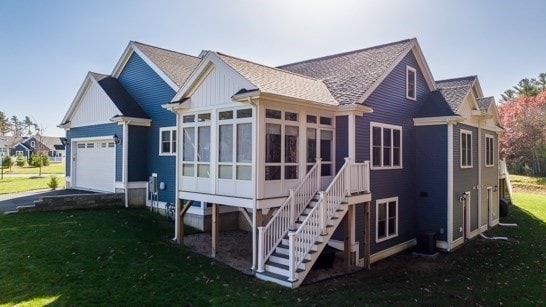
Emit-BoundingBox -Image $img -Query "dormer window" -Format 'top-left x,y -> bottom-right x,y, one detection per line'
30,141 -> 35,148
406,66 -> 416,100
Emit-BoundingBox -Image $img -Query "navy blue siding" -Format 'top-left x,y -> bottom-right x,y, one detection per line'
415,125 -> 448,241
128,125 -> 149,182
118,52 -> 177,204
66,123 -> 123,181
452,124 -> 479,241
354,51 -> 432,255
335,115 -> 349,171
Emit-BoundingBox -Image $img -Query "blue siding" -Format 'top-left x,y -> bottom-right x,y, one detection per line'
335,115 -> 348,171
118,52 -> 177,204
66,123 -> 123,181
128,125 -> 149,181
415,125 -> 448,241
354,51 -> 432,254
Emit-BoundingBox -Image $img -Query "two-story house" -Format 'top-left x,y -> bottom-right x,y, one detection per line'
59,38 -> 502,288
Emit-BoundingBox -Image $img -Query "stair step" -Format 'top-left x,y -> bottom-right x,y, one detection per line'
255,271 -> 295,287
266,261 -> 304,274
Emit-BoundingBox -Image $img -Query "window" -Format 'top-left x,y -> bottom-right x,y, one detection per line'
406,66 -> 417,100
485,135 -> 494,167
181,113 -> 211,178
371,122 -> 402,169
217,108 -> 253,180
16,150 -> 24,156
265,109 -> 299,181
460,130 -> 472,168
30,141 -> 35,148
376,197 -> 398,242
159,127 -> 177,155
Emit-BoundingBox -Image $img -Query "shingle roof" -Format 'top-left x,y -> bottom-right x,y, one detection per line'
436,76 -> 476,88
90,72 -> 150,119
476,96 -> 494,112
133,42 -> 201,88
217,53 -> 338,106
278,39 -> 414,105
433,76 -> 477,112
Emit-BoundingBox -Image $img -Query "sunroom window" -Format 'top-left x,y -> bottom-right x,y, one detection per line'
265,109 -> 299,181
182,113 -> 211,178
217,108 -> 253,181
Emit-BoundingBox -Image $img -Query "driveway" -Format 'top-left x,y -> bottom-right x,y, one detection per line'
0,189 -> 95,213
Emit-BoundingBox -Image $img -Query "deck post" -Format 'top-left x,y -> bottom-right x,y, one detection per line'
364,201 -> 371,269
288,232 -> 296,282
211,203 -> 219,258
344,205 -> 353,273
289,189 -> 296,230
257,226 -> 265,272
176,198 -> 183,244
319,192 -> 327,235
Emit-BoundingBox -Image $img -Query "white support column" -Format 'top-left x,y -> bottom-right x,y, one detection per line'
447,122 -> 454,251
174,111 -> 181,242
348,114 -> 356,161
122,122 -> 129,208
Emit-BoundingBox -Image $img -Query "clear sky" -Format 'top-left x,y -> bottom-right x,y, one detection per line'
1,0 -> 544,136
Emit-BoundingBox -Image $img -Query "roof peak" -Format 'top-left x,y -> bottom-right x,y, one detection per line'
131,41 -> 200,59
278,38 -> 414,68
436,75 -> 477,83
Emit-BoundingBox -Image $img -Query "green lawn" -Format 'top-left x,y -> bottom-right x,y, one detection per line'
1,163 -> 65,175
0,193 -> 544,305
0,176 -> 65,194
510,174 -> 546,193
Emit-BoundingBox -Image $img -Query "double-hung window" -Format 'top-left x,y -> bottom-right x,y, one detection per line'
159,127 -> 176,155
376,197 -> 398,242
485,134 -> 494,167
460,130 -> 472,168
182,113 -> 211,178
406,66 -> 417,100
371,122 -> 402,169
218,108 -> 253,181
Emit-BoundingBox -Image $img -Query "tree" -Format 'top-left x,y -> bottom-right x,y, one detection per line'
2,155 -> 13,171
10,115 -> 23,138
499,89 -> 516,103
23,116 -> 36,136
15,154 -> 26,167
539,73 -> 546,92
499,90 -> 546,176
0,112 -> 9,136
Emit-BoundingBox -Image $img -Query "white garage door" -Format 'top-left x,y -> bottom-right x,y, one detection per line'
74,140 -> 116,192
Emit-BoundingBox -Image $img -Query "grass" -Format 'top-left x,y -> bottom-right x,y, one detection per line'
0,176 -> 65,194
510,174 -> 546,193
1,163 -> 65,175
0,193 -> 544,305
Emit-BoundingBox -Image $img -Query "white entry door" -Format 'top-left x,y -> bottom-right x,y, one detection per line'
74,140 -> 116,192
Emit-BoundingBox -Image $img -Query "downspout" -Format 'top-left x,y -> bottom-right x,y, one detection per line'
123,122 -> 129,208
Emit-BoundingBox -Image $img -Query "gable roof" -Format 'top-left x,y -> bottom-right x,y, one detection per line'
476,96 -> 494,112
278,39 -> 432,105
216,52 -> 337,106
89,72 -> 149,119
435,76 -> 477,113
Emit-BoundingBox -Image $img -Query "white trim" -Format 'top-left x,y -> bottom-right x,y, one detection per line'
110,116 -> 152,127
178,191 -> 254,209
451,237 -> 464,249
71,136 -> 116,142
436,240 -> 448,250
122,122 -> 129,208
368,238 -> 416,264
413,116 -> 463,126
447,123 -> 454,251
406,66 -> 417,101
491,218 -> 499,227
159,126 -> 177,156
375,197 -> 399,243
114,181 -> 148,189
460,129 -> 473,168
463,191 -> 471,239
479,224 -> 488,232
485,134 -> 494,167
370,122 -> 403,170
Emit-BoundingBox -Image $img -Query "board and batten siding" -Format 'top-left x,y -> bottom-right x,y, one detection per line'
70,80 -> 121,128
480,128 -> 499,226
354,51 -> 431,255
66,123 -> 123,182
118,52 -> 177,204
189,65 -> 253,107
415,125 -> 448,241
452,124 -> 479,241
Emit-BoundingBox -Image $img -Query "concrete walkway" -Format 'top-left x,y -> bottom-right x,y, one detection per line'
0,189 -> 93,213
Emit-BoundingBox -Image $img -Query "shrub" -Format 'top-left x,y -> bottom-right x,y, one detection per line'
42,155 -> 50,166
16,154 -> 26,167
47,176 -> 59,190
2,155 -> 14,170
30,153 -> 49,167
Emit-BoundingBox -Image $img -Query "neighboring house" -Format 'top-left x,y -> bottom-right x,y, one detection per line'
9,135 -> 66,162
59,38 -> 503,288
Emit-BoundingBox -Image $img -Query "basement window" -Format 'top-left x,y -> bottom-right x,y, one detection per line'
376,197 -> 398,242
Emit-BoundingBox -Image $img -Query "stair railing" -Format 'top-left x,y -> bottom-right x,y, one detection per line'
257,159 -> 321,273
288,158 -> 352,281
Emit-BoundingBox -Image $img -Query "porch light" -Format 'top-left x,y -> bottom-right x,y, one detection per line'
493,185 -> 498,192
113,134 -> 121,145
61,138 -> 69,146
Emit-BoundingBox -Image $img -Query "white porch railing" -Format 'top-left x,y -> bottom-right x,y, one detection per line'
288,158 -> 351,281
257,159 -> 322,273
350,161 -> 370,194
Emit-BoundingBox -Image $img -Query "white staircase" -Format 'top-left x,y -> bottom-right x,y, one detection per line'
256,158 -> 370,288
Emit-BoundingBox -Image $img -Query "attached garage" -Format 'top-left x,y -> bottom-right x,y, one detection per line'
73,139 -> 116,192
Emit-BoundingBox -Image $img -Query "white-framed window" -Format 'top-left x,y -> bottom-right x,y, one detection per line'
265,109 -> 300,181
485,134 -> 494,167
371,122 -> 402,170
406,66 -> 417,100
16,150 -> 24,156
182,113 -> 211,178
306,114 -> 334,176
217,108 -> 253,181
460,129 -> 473,168
159,127 -> 177,155
376,197 -> 398,242
30,141 -> 35,148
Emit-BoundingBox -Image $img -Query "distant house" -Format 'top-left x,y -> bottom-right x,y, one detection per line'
10,135 -> 66,162
59,38 -> 504,288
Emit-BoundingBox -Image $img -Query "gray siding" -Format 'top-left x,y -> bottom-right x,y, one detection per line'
415,125 -> 448,241
452,124 -> 479,241
480,128 -> 499,225
354,51 -> 431,255
118,52 -> 177,204
66,123 -> 123,181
